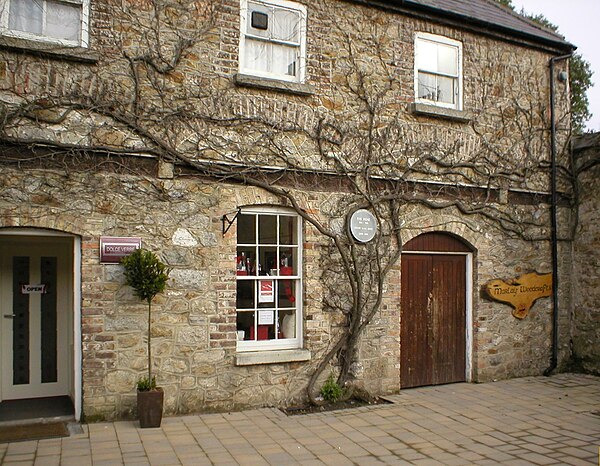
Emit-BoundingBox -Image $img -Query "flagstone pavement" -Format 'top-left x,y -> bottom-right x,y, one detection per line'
1,373 -> 599,465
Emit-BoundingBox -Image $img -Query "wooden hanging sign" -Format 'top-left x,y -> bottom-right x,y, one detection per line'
485,272 -> 552,319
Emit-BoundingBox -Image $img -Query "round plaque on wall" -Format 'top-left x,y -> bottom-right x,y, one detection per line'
349,209 -> 377,243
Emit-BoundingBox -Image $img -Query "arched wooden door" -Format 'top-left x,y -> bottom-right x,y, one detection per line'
401,233 -> 470,388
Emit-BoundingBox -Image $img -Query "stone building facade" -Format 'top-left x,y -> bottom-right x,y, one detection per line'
572,133 -> 600,375
0,0 -> 580,421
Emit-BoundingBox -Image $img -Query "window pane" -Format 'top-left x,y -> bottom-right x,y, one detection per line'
244,39 -> 270,74
418,72 -> 437,101
258,215 -> 277,244
46,0 -> 80,41
237,247 -> 257,275
416,39 -> 437,72
259,246 -> 277,276
279,310 -> 296,338
278,279 -> 297,308
437,43 -> 458,76
257,279 -> 276,308
236,281 -> 254,309
237,311 -> 254,340
279,216 -> 296,245
237,214 -> 256,244
247,2 -> 270,38
437,76 -> 456,105
9,0 -> 43,34
279,247 -> 296,275
271,43 -> 297,77
256,309 -> 275,339
272,8 -> 300,43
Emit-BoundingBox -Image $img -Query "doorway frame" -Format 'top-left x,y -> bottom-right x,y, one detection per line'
0,228 -> 82,421
401,250 -> 473,383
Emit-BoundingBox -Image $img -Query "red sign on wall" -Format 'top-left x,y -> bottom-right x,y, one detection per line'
100,237 -> 141,264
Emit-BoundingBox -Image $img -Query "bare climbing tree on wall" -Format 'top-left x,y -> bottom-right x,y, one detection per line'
0,0 -> 573,403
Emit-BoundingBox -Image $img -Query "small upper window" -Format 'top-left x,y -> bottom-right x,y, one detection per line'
415,33 -> 462,110
1,0 -> 89,47
239,0 -> 307,83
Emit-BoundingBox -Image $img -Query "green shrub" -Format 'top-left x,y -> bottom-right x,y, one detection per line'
136,376 -> 157,392
320,373 -> 343,402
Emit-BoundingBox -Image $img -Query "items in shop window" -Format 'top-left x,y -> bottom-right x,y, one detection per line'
281,314 -> 295,338
236,252 -> 247,275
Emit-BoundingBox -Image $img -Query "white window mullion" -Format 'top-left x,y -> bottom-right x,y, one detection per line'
41,0 -> 48,37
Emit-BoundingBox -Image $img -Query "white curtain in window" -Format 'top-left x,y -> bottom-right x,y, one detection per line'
272,8 -> 299,43
9,0 -> 43,34
245,39 -> 270,74
271,43 -> 296,76
417,39 -> 457,77
46,0 -> 81,41
437,43 -> 458,76
246,39 -> 297,77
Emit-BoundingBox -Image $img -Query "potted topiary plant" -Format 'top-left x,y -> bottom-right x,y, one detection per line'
121,248 -> 170,428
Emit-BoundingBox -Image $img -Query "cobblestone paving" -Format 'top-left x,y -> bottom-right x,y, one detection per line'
1,374 -> 599,465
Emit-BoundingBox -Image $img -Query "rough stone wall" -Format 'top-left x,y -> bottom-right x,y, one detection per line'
0,161 -> 570,418
0,0 -> 575,419
571,134 -> 600,374
0,0 -> 571,186
0,163 -> 402,418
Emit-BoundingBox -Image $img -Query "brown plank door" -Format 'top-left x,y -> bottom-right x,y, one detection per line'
401,254 -> 466,388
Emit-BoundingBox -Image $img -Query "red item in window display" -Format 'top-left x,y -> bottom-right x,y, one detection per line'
279,266 -> 295,302
250,325 -> 270,340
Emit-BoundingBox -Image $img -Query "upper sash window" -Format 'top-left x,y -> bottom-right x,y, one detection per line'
239,0 -> 307,83
415,33 -> 462,110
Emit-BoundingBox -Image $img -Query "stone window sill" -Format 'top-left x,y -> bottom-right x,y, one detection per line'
234,73 -> 315,96
0,35 -> 99,64
235,348 -> 311,366
410,102 -> 472,123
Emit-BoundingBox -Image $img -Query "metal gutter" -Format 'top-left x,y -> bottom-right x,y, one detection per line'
544,53 -> 572,376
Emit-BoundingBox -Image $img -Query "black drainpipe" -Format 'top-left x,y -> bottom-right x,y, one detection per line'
544,53 -> 572,376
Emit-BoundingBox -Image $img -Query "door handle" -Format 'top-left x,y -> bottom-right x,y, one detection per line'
3,314 -> 16,319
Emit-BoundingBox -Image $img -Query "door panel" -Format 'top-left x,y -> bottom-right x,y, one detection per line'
401,255 -> 433,388
401,253 -> 466,388
1,239 -> 71,400
431,255 -> 466,385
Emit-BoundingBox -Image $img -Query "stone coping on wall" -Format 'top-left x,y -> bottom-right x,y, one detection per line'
0,35 -> 99,63
234,74 -> 315,96
235,349 -> 311,366
410,102 -> 473,123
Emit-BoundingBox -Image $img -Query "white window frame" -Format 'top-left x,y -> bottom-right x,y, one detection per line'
0,0 -> 90,47
236,206 -> 303,352
414,32 -> 463,110
239,0 -> 307,83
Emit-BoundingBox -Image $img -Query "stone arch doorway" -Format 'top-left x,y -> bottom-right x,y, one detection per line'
400,232 -> 473,388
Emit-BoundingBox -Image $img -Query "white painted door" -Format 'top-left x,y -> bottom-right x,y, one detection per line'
1,238 -> 71,400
